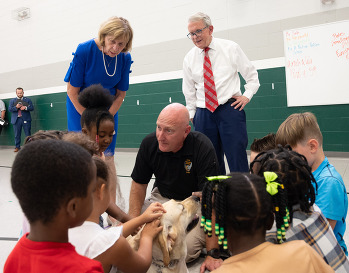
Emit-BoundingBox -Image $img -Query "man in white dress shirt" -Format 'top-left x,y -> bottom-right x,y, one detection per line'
182,12 -> 260,174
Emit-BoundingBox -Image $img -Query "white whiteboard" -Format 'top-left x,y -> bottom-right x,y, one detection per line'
283,21 -> 349,107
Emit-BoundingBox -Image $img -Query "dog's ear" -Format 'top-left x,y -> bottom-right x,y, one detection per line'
168,228 -> 177,244
158,224 -> 171,266
158,224 -> 178,266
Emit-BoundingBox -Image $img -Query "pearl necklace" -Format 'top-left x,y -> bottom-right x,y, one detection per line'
102,47 -> 117,77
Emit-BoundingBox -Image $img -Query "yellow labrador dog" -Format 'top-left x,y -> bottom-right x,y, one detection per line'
129,196 -> 200,273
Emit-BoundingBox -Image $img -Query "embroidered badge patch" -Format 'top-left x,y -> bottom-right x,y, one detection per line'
184,159 -> 192,173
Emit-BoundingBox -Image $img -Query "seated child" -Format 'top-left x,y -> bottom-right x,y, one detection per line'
200,173 -> 334,273
4,139 -> 103,273
251,146 -> 349,272
276,112 -> 348,255
249,133 -> 276,163
79,84 -> 129,223
69,156 -> 165,273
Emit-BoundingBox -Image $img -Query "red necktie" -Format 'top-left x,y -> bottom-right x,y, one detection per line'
204,47 -> 219,112
18,100 -> 22,117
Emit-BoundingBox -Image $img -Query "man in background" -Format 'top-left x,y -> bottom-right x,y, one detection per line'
9,87 -> 34,152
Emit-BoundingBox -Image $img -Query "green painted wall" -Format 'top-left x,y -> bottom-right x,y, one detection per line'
1,67 -> 349,151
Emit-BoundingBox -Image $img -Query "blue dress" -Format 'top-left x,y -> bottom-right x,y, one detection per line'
64,39 -> 132,155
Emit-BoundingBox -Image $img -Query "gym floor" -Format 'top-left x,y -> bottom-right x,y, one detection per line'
1,147 -> 349,271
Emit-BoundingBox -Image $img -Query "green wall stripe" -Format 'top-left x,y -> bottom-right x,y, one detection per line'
1,67 -> 348,152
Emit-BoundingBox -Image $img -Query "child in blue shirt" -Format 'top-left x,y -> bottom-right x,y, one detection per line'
276,112 -> 348,255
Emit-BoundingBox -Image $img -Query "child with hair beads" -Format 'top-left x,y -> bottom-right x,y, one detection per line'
4,140 -> 103,273
69,156 -> 166,273
79,84 -> 129,223
251,146 -> 349,272
201,173 -> 333,273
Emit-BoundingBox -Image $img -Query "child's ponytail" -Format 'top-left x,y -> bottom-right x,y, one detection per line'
264,171 -> 290,243
201,176 -> 230,250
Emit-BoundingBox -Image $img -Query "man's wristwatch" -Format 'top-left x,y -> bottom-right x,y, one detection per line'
206,248 -> 221,259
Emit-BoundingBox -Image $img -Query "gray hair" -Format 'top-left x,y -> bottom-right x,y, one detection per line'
188,12 -> 212,26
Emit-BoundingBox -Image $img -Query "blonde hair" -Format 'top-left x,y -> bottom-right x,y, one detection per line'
98,16 -> 133,52
276,112 -> 323,147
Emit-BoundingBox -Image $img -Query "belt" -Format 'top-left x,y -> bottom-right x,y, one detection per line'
227,98 -> 237,103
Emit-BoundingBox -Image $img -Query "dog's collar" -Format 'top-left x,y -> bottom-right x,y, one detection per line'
152,258 -> 179,272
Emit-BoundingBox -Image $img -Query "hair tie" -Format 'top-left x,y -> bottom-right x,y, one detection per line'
206,175 -> 231,181
264,171 -> 280,196
207,176 -> 231,192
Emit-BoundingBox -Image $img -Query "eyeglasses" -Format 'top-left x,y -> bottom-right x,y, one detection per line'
187,26 -> 209,39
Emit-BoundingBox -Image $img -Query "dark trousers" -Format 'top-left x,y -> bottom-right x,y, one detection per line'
13,117 -> 31,148
193,101 -> 249,174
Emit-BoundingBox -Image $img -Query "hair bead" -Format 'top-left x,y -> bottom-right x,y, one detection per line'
215,223 -> 219,235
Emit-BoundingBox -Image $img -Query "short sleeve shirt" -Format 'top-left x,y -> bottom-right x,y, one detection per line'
64,39 -> 132,95
313,157 -> 348,254
4,234 -> 104,273
131,131 -> 220,200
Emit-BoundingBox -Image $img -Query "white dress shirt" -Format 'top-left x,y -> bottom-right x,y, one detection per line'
183,37 -> 260,118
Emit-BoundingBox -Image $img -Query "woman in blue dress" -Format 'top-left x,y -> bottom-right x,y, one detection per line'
64,16 -> 133,212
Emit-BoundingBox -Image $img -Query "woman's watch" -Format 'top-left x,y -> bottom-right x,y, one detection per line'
206,248 -> 221,259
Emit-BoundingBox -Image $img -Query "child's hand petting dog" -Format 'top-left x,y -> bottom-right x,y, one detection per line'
141,202 -> 166,223
129,203 -> 166,236
142,219 -> 163,239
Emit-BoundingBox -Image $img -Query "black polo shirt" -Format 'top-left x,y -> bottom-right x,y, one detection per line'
131,131 -> 219,200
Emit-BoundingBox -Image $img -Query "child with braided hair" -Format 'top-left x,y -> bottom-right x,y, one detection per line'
251,145 -> 349,273
78,84 -> 130,224
201,173 -> 333,273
